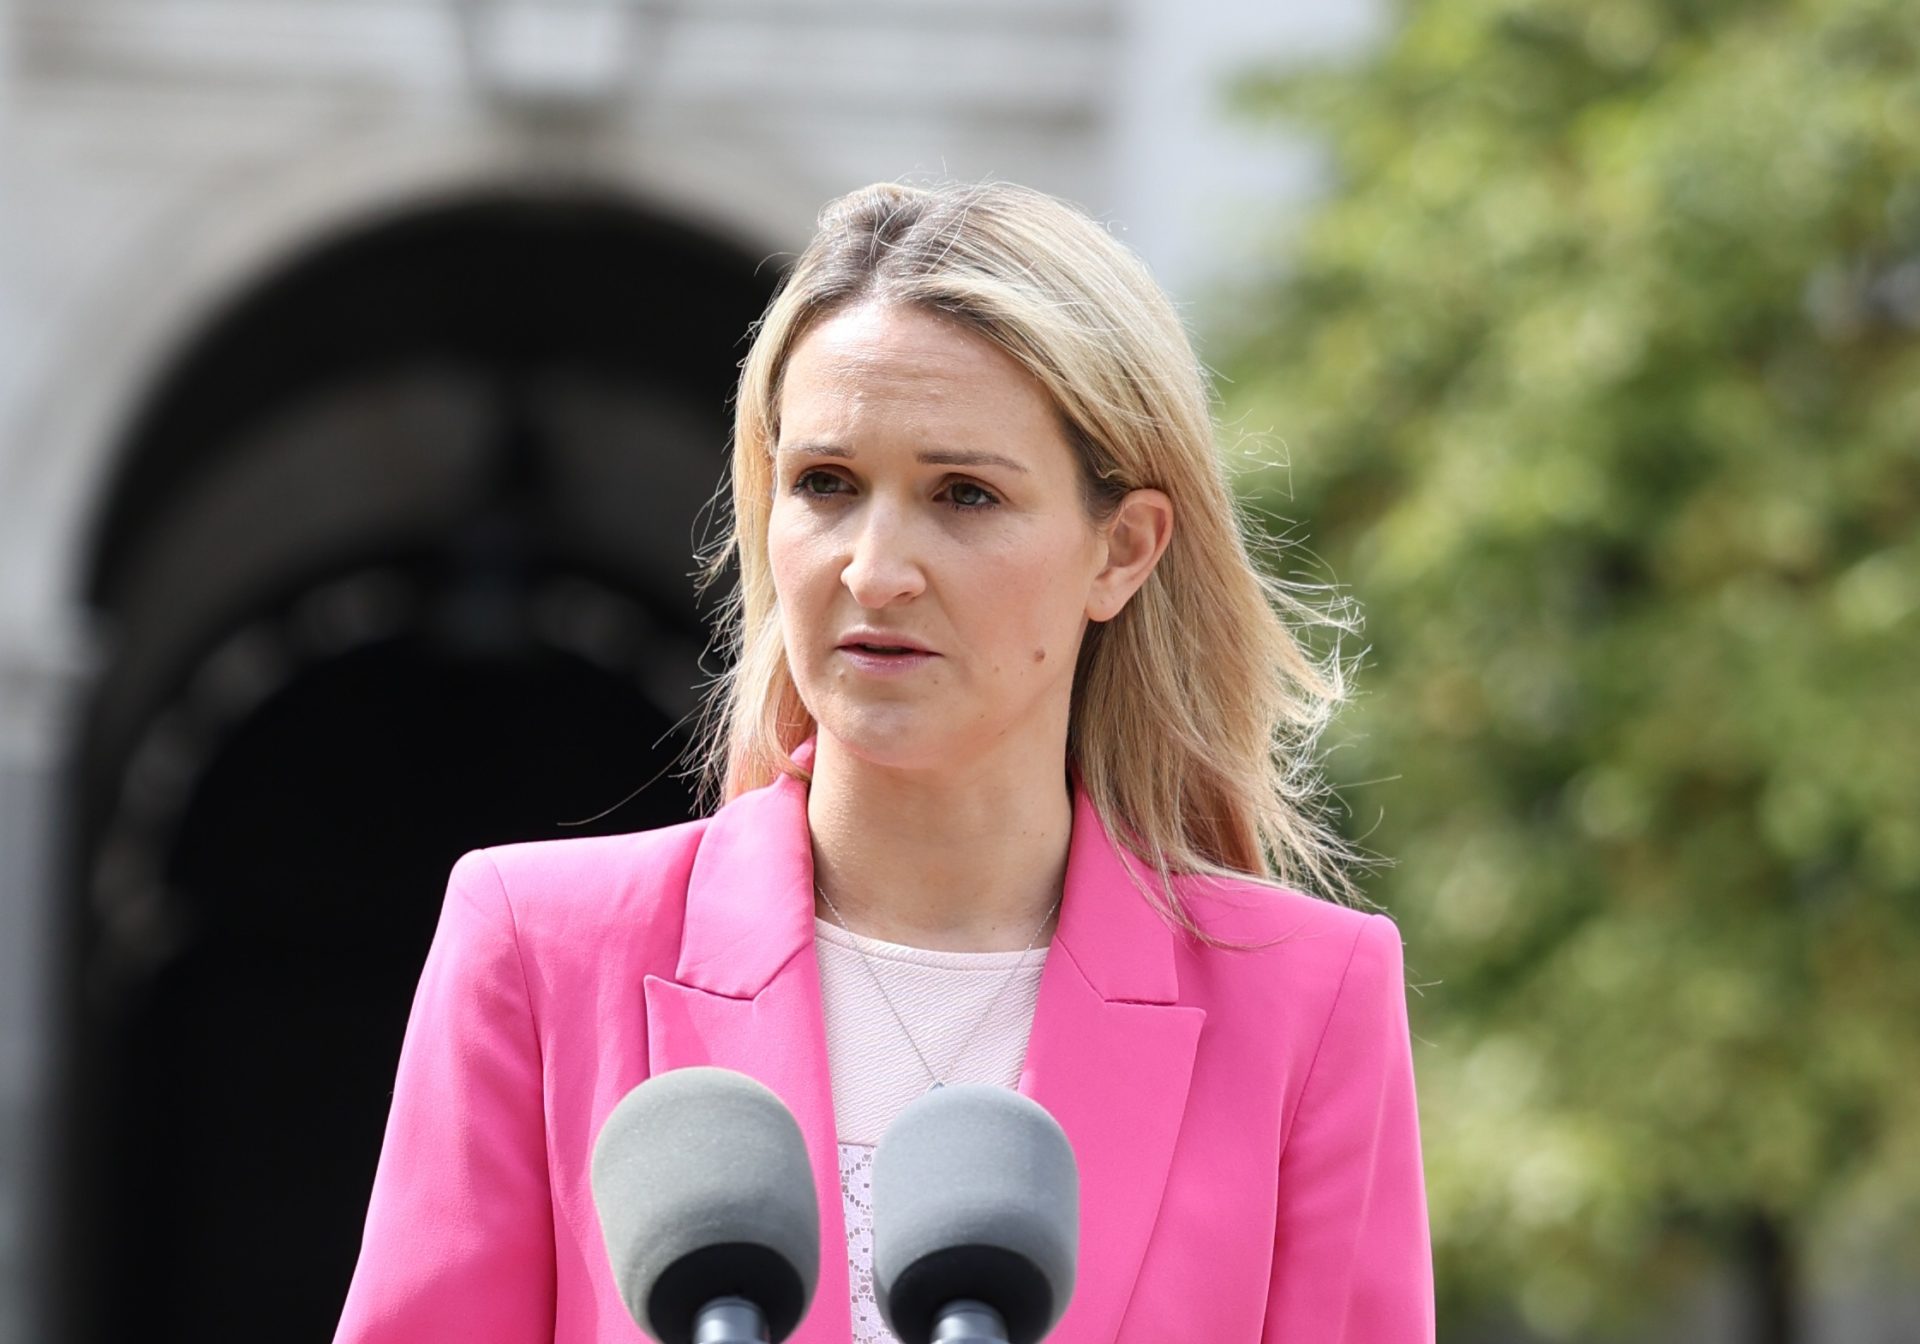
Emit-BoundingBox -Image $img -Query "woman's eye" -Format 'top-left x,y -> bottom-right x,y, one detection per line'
945,481 -> 998,510
793,469 -> 845,498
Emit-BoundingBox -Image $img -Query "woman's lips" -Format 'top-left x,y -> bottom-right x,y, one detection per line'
836,645 -> 938,675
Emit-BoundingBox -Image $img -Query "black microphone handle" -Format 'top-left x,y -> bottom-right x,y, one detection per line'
692,1296 -> 770,1344
693,1293 -> 1005,1344
930,1299 -> 1011,1344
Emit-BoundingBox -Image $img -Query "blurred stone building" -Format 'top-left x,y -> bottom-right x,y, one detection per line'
0,1 -> 1371,1339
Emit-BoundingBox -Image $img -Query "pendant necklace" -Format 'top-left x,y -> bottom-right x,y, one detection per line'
815,882 -> 1060,1092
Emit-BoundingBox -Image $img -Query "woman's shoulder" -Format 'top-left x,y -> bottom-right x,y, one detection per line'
1175,869 -> 1393,949
457,814 -> 713,950
1168,871 -> 1409,1024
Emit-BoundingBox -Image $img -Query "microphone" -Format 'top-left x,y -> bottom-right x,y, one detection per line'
871,1085 -> 1079,1344
590,1067 -> 821,1344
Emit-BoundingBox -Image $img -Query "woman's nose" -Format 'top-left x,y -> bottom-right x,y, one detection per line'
840,501 -> 926,608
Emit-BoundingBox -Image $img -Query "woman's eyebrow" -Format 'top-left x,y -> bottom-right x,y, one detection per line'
919,449 -> 1031,474
777,441 -> 1030,474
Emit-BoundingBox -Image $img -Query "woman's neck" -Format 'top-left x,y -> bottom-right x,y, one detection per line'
805,732 -> 1072,953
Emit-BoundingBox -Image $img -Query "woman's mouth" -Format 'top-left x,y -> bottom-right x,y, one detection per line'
837,644 -> 938,674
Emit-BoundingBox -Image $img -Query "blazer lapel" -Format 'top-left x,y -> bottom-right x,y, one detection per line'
642,742 -> 851,1344
1021,770 -> 1206,1343
644,737 -> 1205,1344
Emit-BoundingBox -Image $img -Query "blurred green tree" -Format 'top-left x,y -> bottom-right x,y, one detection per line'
1216,1 -> 1920,1340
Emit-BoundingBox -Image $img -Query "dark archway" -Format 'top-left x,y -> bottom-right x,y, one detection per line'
59,190 -> 778,1343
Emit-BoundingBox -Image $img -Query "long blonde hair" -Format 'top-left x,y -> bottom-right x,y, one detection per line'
688,179 -> 1362,931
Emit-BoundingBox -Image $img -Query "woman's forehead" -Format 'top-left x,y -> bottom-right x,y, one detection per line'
788,302 -> 1020,387
779,303 -> 1064,453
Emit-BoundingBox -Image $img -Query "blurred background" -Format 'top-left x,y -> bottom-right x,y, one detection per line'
0,0 -> 1913,1341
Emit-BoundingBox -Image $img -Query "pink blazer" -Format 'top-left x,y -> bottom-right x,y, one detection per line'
334,738 -> 1433,1342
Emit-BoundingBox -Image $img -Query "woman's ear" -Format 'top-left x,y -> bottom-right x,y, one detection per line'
1086,489 -> 1174,623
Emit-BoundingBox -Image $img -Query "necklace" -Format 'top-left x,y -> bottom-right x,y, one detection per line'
814,882 -> 1060,1091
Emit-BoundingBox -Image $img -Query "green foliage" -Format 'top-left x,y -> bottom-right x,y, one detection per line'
1216,0 -> 1920,1334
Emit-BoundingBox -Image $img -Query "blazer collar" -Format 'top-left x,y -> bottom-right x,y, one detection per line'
676,734 -> 1182,1007
670,738 -> 821,999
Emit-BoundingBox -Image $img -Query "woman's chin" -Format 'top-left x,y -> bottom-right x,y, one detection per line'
814,715 -> 964,774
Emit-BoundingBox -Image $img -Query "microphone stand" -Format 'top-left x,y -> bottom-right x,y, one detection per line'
931,1300 -> 1010,1344
694,1297 -> 770,1344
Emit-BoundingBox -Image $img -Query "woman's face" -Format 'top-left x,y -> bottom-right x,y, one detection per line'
767,300 -> 1140,775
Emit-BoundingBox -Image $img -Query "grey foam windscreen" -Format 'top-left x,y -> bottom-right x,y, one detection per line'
871,1084 -> 1079,1344
590,1067 -> 821,1344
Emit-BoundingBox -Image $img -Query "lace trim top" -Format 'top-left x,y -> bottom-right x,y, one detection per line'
814,917 -> 1048,1344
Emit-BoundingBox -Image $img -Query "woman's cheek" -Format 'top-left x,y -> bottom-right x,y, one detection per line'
771,529 -> 826,608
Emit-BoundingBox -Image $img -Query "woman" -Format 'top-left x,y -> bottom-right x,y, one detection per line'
334,180 -> 1433,1343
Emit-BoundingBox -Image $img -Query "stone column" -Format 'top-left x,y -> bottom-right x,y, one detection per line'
0,614 -> 95,1344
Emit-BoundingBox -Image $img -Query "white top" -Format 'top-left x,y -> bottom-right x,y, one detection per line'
814,917 -> 1049,1344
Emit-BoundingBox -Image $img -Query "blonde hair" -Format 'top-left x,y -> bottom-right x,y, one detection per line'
688,180 -> 1361,932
